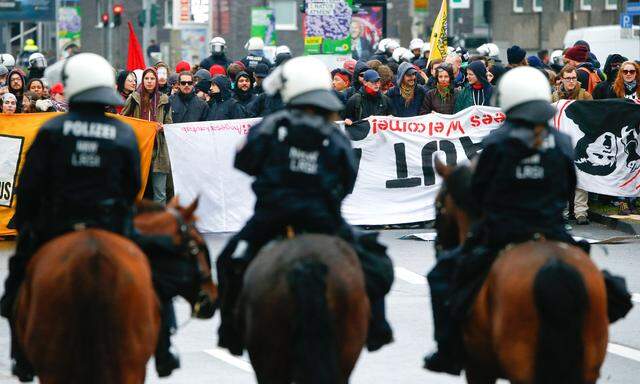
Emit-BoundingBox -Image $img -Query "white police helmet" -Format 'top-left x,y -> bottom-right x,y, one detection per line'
550,49 -> 564,65
262,56 -> 343,112
494,66 -> 555,124
401,49 -> 415,62
486,43 -> 500,58
28,52 -> 47,69
476,44 -> 490,56
209,36 -> 226,54
421,42 -> 431,55
0,54 -> 15,70
386,39 -> 400,53
409,38 -> 425,51
275,45 -> 291,56
376,38 -> 389,52
44,53 -> 123,106
245,37 -> 265,51
392,47 -> 410,63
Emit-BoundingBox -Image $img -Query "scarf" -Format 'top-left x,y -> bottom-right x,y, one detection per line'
625,80 -> 637,94
364,84 -> 378,97
400,82 -> 415,107
234,86 -> 254,102
436,83 -> 452,102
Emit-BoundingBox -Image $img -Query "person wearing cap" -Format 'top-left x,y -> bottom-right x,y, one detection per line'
175,60 -> 191,74
252,63 -> 269,94
564,44 -> 601,93
424,66 -> 585,375
194,68 -> 212,84
454,60 -> 493,112
216,55 -> 394,356
209,64 -> 227,78
343,69 -> 395,124
0,53 -> 145,381
387,62 -> 426,117
506,45 -> 528,68
169,71 -> 209,123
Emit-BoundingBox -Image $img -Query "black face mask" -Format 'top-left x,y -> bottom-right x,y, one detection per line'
210,92 -> 222,102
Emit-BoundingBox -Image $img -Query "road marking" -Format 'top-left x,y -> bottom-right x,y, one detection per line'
394,267 -> 427,285
204,347 -> 254,373
632,293 -> 640,304
608,343 -> 640,362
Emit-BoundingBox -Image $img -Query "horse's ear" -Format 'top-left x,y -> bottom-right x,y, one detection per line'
168,195 -> 180,208
183,196 -> 199,219
435,157 -> 452,179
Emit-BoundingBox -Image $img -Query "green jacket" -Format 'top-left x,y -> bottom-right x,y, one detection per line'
121,92 -> 173,173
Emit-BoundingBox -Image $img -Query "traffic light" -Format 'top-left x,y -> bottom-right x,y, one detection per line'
150,4 -> 158,27
113,4 -> 123,27
101,12 -> 109,28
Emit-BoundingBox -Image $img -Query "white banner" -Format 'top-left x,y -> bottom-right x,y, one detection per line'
164,106 -> 504,232
0,135 -> 23,207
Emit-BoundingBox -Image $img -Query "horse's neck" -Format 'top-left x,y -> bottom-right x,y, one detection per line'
455,211 -> 473,245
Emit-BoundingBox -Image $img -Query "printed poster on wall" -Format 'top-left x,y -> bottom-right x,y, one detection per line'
304,0 -> 352,55
251,7 -> 277,46
57,4 -> 82,60
350,5 -> 384,61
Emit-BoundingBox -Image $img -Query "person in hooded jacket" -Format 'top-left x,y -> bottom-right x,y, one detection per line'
121,67 -> 173,205
252,63 -> 269,95
421,64 -> 458,115
593,54 -> 627,100
170,71 -> 209,123
200,37 -> 231,72
342,61 -> 370,102
454,61 -> 492,112
247,90 -> 284,118
387,62 -> 426,117
233,71 -> 257,108
116,70 -> 137,114
207,75 -> 247,120
343,69 -> 395,123
7,69 -> 25,113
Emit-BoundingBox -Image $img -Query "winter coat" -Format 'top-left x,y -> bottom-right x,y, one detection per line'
247,92 -> 284,118
7,69 -> 25,113
420,87 -> 459,115
593,54 -> 627,100
206,75 -> 247,121
552,84 -> 593,102
121,91 -> 173,173
343,88 -> 395,121
200,54 -> 231,72
386,62 -> 427,117
454,61 -> 493,112
169,91 -> 209,123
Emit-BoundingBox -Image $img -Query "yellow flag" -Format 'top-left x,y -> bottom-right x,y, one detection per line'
0,113 -> 157,236
428,0 -> 448,64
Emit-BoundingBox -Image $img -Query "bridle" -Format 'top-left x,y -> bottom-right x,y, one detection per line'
167,207 -> 212,284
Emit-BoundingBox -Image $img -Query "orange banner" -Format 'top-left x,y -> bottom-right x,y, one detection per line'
0,113 -> 157,237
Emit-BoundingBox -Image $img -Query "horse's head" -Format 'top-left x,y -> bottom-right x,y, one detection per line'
434,158 -> 480,250
134,197 -> 218,319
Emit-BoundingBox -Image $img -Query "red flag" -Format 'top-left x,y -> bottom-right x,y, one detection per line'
126,21 -> 146,71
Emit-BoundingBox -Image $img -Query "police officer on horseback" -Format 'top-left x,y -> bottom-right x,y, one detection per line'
216,56 -> 395,356
0,53 -> 178,381
424,66 -> 587,375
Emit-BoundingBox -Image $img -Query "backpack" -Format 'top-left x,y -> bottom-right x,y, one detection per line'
577,67 -> 601,94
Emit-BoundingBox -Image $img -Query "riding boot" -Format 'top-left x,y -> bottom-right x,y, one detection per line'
155,299 -> 180,378
424,249 -> 464,375
9,316 -> 35,382
218,253 -> 249,356
366,297 -> 393,352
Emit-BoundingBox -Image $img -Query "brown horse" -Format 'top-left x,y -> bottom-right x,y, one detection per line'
14,198 -> 217,384
434,160 -> 608,384
238,234 -> 369,384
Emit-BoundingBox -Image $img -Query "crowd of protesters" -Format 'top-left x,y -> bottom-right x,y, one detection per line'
2,35 -> 639,216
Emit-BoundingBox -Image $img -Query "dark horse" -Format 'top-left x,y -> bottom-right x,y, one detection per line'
238,234 -> 370,384
434,160 -> 608,384
14,197 -> 217,384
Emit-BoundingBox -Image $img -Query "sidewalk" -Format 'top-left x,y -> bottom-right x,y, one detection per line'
589,203 -> 640,235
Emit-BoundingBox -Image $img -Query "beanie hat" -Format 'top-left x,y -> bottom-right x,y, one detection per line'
564,45 -> 589,63
175,60 -> 191,73
507,45 -> 527,65
527,55 -> 544,69
168,73 -> 179,87
49,82 -> 64,96
195,68 -> 212,81
209,64 -> 227,77
195,79 -> 211,94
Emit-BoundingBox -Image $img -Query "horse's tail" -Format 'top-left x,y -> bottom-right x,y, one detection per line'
67,242 -> 120,384
533,257 -> 588,384
287,259 -> 339,384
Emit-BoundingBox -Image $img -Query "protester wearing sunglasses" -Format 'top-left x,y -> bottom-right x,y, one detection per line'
169,71 -> 209,124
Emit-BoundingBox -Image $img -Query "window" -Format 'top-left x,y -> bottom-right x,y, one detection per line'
164,0 -> 173,28
270,0 -> 298,31
605,0 -> 617,10
533,0 -> 543,12
580,0 -> 592,11
513,0 -> 523,13
561,0 -> 574,12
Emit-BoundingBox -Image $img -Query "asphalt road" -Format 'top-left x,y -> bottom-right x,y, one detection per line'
0,223 -> 639,383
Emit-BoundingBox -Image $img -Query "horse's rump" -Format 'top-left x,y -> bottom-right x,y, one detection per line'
464,241 -> 608,383
16,229 -> 160,384
240,234 -> 369,384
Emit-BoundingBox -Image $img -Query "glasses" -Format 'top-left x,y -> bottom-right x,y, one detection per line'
622,70 -> 637,75
180,81 -> 194,85
562,77 -> 577,81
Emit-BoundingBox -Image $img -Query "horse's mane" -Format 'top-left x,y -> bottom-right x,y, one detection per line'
446,165 -> 482,220
136,200 -> 166,214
